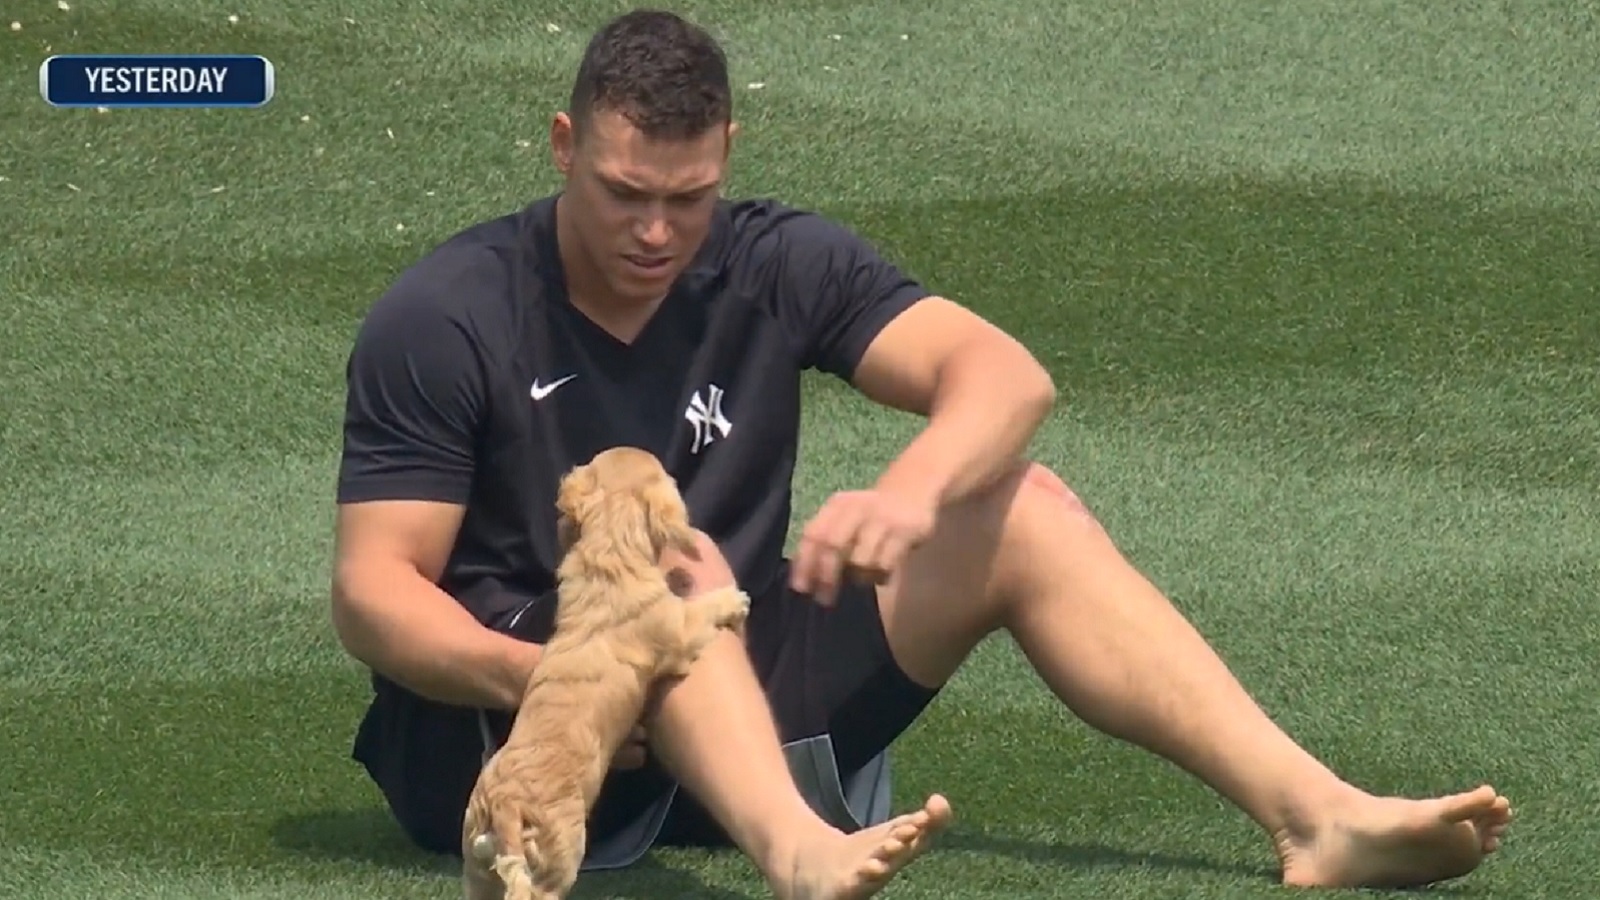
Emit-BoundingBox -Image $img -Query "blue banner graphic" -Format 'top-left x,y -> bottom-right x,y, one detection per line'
40,54 -> 275,108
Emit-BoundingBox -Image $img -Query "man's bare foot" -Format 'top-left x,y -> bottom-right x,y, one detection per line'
1276,784 -> 1513,888
772,794 -> 953,900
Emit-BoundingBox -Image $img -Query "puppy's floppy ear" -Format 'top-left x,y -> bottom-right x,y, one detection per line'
555,464 -> 599,543
556,514 -> 579,553
643,477 -> 698,557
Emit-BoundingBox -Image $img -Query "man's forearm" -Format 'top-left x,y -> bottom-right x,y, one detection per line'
874,341 -> 1056,507
331,562 -> 541,711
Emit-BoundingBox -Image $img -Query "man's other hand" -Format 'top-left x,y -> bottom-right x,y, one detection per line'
790,487 -> 937,606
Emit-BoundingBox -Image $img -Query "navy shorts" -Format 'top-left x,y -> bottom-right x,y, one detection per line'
350,561 -> 939,863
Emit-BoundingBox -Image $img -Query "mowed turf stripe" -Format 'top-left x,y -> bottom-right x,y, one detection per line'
9,169 -> 1596,486
8,53 -> 1595,271
7,0 -> 1592,211
1,286 -> 349,480
682,0 -> 1598,207
1,453 -> 342,691
6,0 -> 1595,261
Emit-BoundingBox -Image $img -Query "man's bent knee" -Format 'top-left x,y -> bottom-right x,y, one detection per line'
956,459 -> 1091,525
874,460 -> 1099,677
928,460 -> 1096,589
1020,461 -> 1093,518
873,465 -> 1032,685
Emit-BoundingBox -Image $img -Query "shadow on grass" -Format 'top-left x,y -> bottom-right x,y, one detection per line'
942,829 -> 1481,895
270,807 -> 753,899
943,829 -> 1272,881
269,808 -> 456,876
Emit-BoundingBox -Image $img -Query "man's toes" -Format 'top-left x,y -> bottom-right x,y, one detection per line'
1470,794 -> 1512,841
1481,814 -> 1512,853
1438,785 -> 1499,821
857,854 -> 891,880
1479,795 -> 1511,819
880,807 -> 935,840
901,795 -> 952,836
892,810 -> 929,832
1416,786 -> 1498,832
860,799 -> 950,872
869,825 -> 921,862
886,799 -> 950,845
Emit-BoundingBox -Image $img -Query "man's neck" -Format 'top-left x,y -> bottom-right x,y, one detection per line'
571,293 -> 668,346
552,198 -> 666,343
552,194 -> 601,302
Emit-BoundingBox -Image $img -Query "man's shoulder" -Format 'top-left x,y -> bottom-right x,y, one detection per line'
362,197 -> 554,331
704,197 -> 871,288
720,197 -> 848,246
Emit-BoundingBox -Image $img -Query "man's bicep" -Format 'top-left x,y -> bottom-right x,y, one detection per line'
337,289 -> 484,507
849,296 -> 1012,416
335,499 -> 465,584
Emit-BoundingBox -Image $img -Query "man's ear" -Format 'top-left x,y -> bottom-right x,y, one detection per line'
551,111 -> 576,175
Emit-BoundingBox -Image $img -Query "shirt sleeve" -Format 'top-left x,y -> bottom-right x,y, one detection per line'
770,212 -> 930,381
336,283 -> 485,506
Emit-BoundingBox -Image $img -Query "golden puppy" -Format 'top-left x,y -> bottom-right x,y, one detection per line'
460,446 -> 751,900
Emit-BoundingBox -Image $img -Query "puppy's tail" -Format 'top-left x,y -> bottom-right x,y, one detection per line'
491,852 -> 537,900
475,807 -> 537,900
468,831 -> 500,864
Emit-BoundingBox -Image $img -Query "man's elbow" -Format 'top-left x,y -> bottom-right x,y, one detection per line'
1003,341 -> 1057,423
1025,360 -> 1058,417
329,564 -> 384,669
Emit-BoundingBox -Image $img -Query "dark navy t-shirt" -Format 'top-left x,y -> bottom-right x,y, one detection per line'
336,194 -> 928,621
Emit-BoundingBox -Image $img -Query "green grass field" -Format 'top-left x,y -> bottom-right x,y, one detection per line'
4,0 -> 1597,897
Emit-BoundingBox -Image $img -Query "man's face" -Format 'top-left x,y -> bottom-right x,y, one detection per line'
551,108 -> 731,306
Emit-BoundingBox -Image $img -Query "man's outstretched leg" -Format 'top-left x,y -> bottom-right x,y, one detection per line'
867,460 -> 1510,889
643,539 -> 952,899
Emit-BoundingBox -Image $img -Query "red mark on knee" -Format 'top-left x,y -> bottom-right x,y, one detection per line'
1023,462 -> 1089,514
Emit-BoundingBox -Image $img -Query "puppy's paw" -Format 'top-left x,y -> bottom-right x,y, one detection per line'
705,587 -> 750,629
666,587 -> 750,670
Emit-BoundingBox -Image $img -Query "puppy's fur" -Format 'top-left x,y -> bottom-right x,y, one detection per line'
460,446 -> 751,900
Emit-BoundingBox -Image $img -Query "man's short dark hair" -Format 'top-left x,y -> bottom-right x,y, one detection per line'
568,9 -> 733,141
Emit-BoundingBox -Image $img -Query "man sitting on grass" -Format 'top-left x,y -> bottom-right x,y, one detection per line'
328,7 -> 1512,898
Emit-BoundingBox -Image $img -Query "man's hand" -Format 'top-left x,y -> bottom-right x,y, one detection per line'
789,487 -> 938,607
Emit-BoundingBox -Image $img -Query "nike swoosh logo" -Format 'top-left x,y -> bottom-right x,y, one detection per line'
529,374 -> 576,401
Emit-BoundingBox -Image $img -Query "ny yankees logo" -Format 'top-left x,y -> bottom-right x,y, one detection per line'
684,384 -> 733,454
